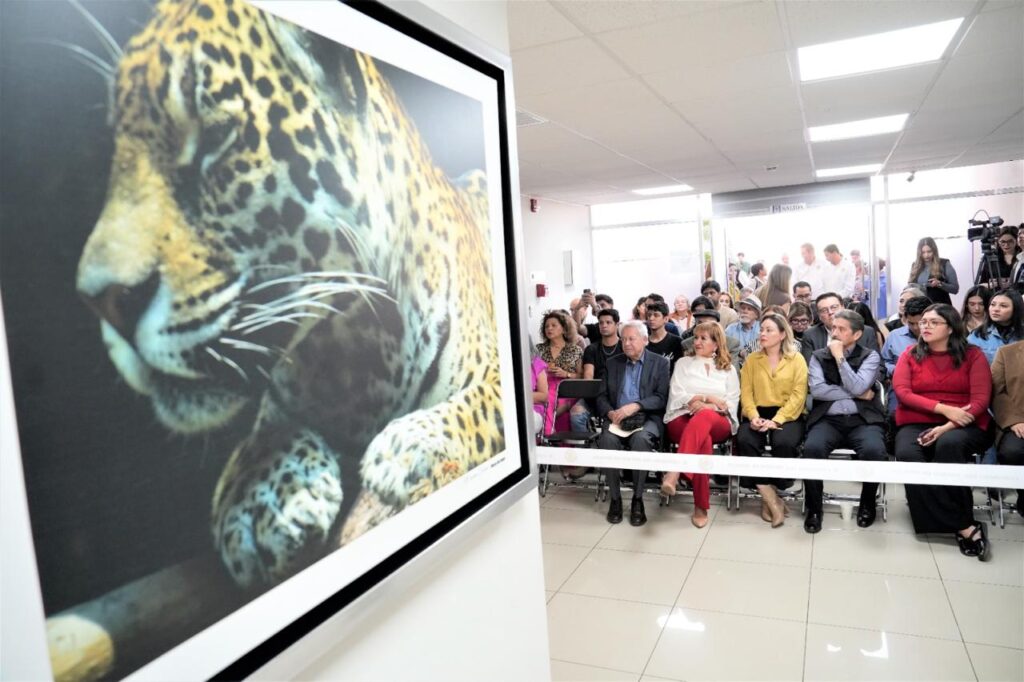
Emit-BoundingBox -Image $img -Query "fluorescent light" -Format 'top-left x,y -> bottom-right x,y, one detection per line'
631,184 -> 693,196
808,114 -> 909,142
816,164 -> 883,178
798,18 -> 963,81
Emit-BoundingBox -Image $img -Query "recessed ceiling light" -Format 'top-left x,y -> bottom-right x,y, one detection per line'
631,184 -> 693,196
798,18 -> 963,81
816,164 -> 883,178
808,114 -> 909,142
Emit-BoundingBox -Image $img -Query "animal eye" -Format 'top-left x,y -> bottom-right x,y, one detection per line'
196,121 -> 237,175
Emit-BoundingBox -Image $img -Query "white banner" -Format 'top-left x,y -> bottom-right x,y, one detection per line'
536,446 -> 1024,489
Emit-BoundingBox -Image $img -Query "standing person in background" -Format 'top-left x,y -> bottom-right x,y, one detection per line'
877,259 -> 888,319
908,237 -> 959,305
967,289 -> 1024,364
822,244 -> 856,299
850,249 -> 870,303
893,304 -> 993,561
960,285 -> 993,334
758,264 -> 793,314
976,226 -> 1020,290
749,262 -> 768,291
1010,226 -> 1024,291
737,252 -> 751,274
669,295 -> 694,333
794,243 -> 826,299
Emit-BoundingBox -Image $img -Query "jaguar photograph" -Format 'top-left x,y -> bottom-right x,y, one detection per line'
0,0 -> 524,678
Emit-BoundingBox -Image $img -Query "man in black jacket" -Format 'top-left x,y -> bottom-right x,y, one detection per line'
595,321 -> 670,527
801,292 -> 881,362
802,310 -> 887,533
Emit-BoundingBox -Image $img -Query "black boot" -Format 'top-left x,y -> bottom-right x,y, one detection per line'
606,498 -> 623,524
629,497 -> 647,527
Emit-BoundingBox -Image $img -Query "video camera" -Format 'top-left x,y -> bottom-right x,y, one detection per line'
967,214 -> 1004,249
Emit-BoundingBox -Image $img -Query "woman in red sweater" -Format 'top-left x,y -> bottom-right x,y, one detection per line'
893,304 -> 993,560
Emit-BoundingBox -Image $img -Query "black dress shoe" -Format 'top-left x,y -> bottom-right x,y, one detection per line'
856,505 -> 877,528
606,498 -> 623,524
803,512 -> 822,534
629,497 -> 647,527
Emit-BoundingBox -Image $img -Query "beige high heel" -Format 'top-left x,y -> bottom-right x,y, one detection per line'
661,472 -> 680,498
758,484 -> 785,527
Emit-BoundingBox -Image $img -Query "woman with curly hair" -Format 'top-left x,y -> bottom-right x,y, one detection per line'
534,310 -> 583,434
662,322 -> 740,528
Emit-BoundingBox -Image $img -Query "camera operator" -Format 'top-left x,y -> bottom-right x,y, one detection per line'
977,225 -> 1020,290
1011,225 -> 1024,292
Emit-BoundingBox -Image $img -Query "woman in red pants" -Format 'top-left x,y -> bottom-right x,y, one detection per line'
663,322 -> 740,527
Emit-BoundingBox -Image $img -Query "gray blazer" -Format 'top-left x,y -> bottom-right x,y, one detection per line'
596,350 -> 670,437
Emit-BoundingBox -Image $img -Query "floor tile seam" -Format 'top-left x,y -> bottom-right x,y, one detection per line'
553,588 -> 678,611
810,565 -> 942,580
668,601 -> 809,625
805,617 -> 964,643
638,530 -> 708,681
939,576 -> 1024,589
586,546 -> 701,559
548,656 -> 642,678
961,641 -> 1024,651
803,532 -> 816,682
554,525 -> 618,592
694,554 -> 811,569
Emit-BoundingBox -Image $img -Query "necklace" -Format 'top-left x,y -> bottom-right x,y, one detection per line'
601,342 -> 618,356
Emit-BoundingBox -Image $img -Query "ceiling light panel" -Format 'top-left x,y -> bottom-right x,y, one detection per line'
816,164 -> 884,178
632,184 -> 694,196
798,18 -> 964,81
808,113 -> 909,141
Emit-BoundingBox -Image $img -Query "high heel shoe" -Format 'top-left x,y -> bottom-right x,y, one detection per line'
757,485 -> 785,527
761,499 -> 772,523
661,474 -> 679,499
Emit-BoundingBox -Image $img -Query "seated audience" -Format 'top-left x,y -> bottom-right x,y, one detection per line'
662,322 -> 740,528
570,308 -> 622,433
802,292 -> 880,362
681,300 -> 743,368
886,285 -> 928,332
967,288 -> 1023,364
737,313 -> 808,527
701,279 -> 739,328
793,281 -> 814,309
645,293 -> 680,336
991,340 -> 1024,514
576,291 -> 615,343
802,310 -> 887,533
535,310 -> 582,434
669,295 -> 694,333
646,301 -> 684,370
846,300 -> 887,346
725,295 -> 762,359
596,321 -> 670,527
632,296 -> 647,321
881,296 -> 931,412
960,285 -> 992,334
529,350 -> 547,436
788,302 -> 813,340
893,304 -> 992,561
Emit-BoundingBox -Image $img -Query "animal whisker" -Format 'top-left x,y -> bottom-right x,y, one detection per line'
67,0 -> 124,62
205,346 -> 249,383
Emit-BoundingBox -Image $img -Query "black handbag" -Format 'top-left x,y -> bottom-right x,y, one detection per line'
619,411 -> 647,431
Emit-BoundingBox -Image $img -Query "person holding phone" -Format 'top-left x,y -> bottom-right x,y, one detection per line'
893,304 -> 993,560
662,322 -> 740,528
908,237 -> 959,305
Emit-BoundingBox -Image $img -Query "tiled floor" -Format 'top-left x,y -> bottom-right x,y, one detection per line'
540,482 -> 1024,682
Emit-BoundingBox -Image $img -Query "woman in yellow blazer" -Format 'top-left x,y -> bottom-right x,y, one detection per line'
738,312 -> 808,527
991,339 -> 1024,512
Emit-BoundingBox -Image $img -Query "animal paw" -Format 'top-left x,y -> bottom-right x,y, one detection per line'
212,429 -> 343,588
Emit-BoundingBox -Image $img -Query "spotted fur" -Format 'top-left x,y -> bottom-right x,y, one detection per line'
75,0 -> 504,588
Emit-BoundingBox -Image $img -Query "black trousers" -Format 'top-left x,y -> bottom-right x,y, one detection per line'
736,417 -> 805,487
896,423 -> 992,534
997,430 -> 1024,502
598,427 -> 658,501
802,415 -> 887,515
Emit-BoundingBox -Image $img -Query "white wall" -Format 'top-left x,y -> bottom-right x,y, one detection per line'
521,196 -> 593,343
291,2 -> 551,680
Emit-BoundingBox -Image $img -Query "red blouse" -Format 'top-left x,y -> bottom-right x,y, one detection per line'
893,345 -> 991,429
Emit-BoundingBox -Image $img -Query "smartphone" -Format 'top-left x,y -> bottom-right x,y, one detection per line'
583,288 -> 592,294
917,427 -> 934,444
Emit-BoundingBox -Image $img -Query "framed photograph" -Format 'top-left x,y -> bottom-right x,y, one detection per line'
0,0 -> 529,678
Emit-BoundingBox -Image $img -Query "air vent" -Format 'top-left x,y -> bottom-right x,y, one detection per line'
516,109 -> 548,128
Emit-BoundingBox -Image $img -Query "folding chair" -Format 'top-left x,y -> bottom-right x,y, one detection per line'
538,379 -> 605,499
732,429 -> 804,510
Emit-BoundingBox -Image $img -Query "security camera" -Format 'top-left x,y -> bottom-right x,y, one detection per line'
906,171 -> 916,182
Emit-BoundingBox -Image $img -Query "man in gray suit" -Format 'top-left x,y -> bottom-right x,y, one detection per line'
596,321 -> 670,526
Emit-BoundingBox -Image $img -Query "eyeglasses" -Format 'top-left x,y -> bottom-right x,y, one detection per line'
817,304 -> 842,315
919,319 -> 948,329
789,318 -> 811,325
998,239 -> 1015,246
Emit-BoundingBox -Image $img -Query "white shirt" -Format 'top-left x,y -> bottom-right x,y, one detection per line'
663,355 -> 741,430
793,259 -> 826,298
822,257 -> 856,298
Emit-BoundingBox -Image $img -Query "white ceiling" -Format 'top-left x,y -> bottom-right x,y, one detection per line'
509,0 -> 1024,205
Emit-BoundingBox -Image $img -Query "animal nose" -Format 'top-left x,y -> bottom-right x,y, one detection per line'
80,272 -> 160,341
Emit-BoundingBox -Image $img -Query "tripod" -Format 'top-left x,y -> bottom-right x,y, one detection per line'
975,242 -> 1004,288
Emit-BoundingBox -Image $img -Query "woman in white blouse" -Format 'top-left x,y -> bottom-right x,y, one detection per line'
662,322 -> 741,527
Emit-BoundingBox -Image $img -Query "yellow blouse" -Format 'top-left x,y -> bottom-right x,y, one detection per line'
739,351 -> 808,424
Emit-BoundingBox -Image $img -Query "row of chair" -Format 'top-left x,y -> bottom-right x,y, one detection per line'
537,379 -> 1015,528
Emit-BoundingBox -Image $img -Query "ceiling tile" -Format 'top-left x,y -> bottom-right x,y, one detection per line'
512,37 -> 631,96
800,63 -> 939,125
508,0 -> 584,50
783,0 -> 975,47
595,1 -> 785,74
923,49 -> 1024,109
674,85 -> 804,136
517,78 -> 661,125
643,50 -> 793,102
954,3 -> 1024,57
811,135 -> 898,166
551,0 -> 745,34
